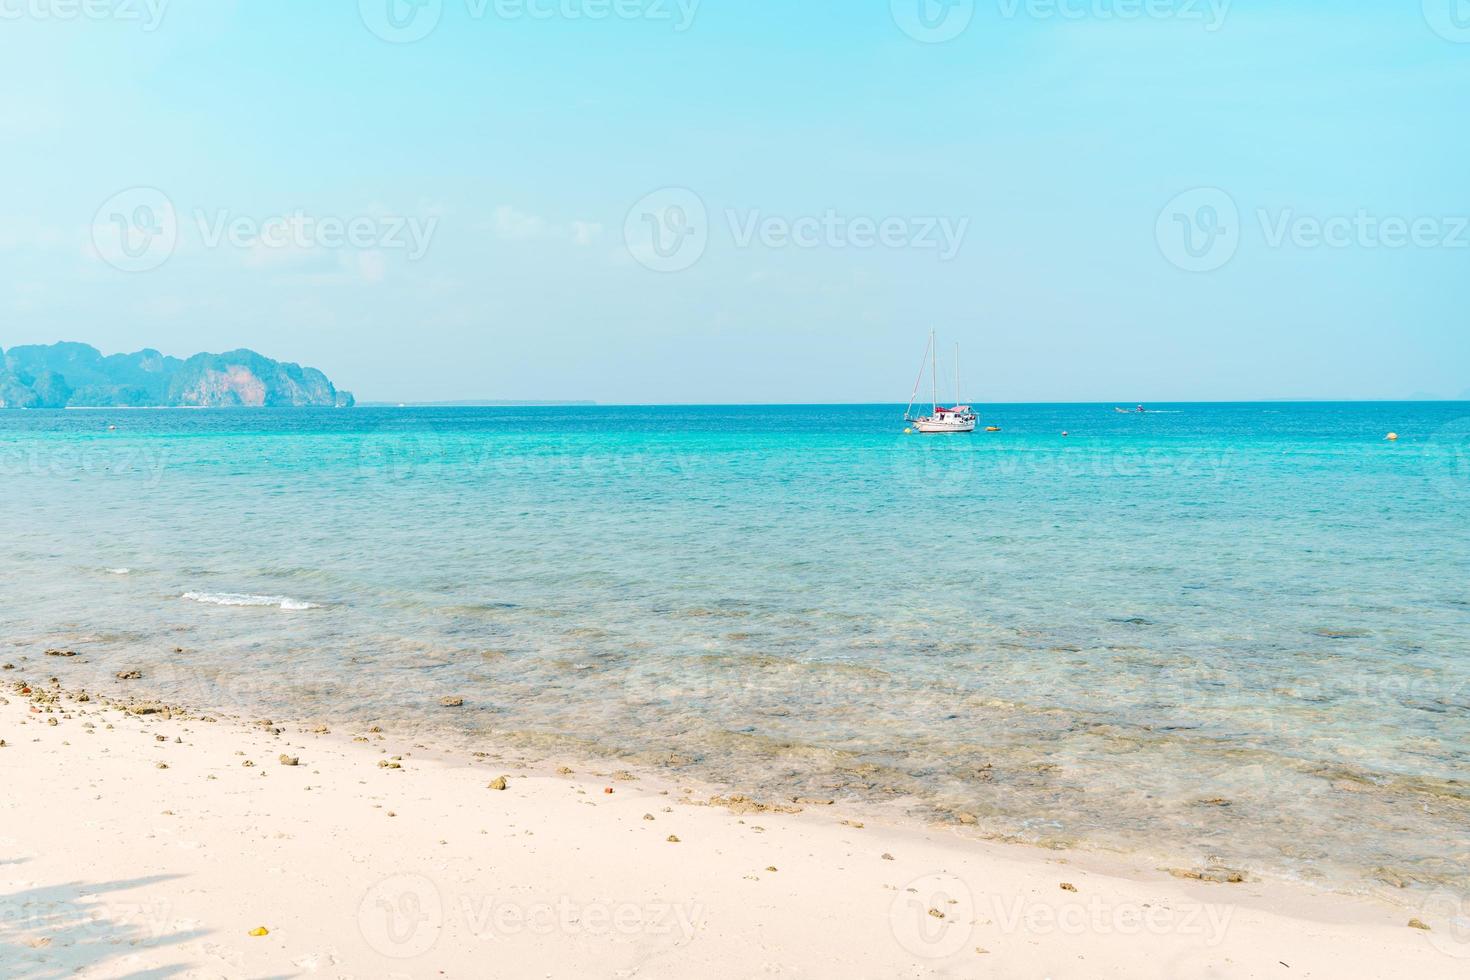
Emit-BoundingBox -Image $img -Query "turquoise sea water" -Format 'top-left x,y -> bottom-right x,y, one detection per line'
2,403 -> 1468,895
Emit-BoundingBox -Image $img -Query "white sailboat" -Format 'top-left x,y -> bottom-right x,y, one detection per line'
904,331 -> 977,433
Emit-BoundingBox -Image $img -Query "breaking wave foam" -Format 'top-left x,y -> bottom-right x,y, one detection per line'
181,591 -> 319,610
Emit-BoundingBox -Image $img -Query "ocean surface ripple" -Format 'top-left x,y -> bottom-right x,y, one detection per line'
3,403 -> 1467,896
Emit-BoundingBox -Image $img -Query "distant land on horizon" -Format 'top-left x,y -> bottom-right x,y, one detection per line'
1,343 -> 1463,410
366,396 -> 1463,407
359,400 -> 598,408
0,342 -> 352,409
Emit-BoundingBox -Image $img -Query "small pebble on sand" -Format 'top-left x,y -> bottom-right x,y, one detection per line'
488,776 -> 508,790
667,834 -> 681,843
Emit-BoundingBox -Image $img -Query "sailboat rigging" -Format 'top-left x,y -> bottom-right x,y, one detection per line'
904,331 -> 978,433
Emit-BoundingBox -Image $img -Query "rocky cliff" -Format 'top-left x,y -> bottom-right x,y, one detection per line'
0,343 -> 353,409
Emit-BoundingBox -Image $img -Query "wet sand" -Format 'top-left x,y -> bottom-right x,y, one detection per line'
0,678 -> 1461,979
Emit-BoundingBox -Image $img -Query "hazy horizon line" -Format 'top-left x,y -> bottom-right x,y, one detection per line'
354,398 -> 1470,407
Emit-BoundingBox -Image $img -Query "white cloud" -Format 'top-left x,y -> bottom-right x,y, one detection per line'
493,205 -> 552,240
489,206 -> 602,246
571,220 -> 602,246
356,250 -> 387,283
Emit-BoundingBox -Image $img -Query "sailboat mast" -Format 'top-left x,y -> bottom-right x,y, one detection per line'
904,331 -> 932,421
954,343 -> 961,405
930,330 -> 937,413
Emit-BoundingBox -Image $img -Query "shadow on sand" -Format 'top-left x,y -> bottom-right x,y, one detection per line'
0,873 -> 206,980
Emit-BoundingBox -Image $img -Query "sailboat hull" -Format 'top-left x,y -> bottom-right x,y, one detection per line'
912,417 -> 976,433
903,332 -> 980,433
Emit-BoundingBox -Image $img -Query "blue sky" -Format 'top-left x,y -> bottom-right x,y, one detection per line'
2,0 -> 1467,403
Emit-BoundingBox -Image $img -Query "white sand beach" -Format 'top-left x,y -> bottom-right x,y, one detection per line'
1,678 -> 1461,979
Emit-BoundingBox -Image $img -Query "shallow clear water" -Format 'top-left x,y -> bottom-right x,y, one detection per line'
3,403 -> 1468,895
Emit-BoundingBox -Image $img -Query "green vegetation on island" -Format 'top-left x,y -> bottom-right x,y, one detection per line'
0,342 -> 353,409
